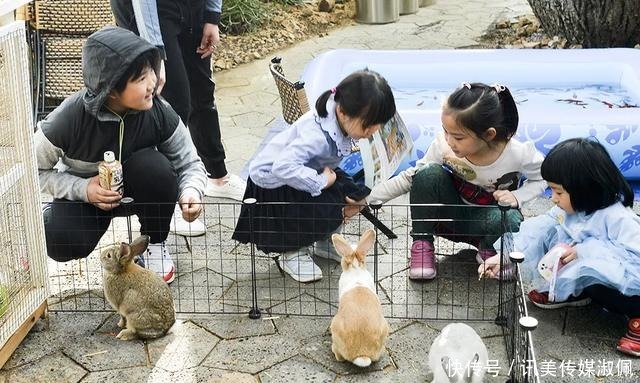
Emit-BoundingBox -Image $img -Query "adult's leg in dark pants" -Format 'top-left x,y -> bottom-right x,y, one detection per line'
122,148 -> 178,244
154,1 -> 190,123
43,200 -> 113,262
181,28 -> 227,178
583,284 -> 640,318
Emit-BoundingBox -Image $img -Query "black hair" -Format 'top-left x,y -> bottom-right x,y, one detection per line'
315,69 -> 396,128
112,50 -> 160,94
444,82 -> 519,143
541,137 -> 633,214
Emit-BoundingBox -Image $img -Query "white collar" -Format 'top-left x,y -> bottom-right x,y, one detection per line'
316,97 -> 355,157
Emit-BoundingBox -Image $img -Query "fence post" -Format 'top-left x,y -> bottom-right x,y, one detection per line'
495,200 -> 511,326
369,200 -> 382,294
121,197 -> 134,243
519,316 -> 539,382
244,198 -> 261,319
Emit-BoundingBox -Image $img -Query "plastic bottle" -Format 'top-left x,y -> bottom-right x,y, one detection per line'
98,151 -> 123,195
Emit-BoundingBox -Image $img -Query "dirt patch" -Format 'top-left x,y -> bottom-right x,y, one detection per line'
214,1 -> 356,71
478,14 -> 579,49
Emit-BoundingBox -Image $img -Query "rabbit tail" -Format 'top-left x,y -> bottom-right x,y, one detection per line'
352,356 -> 372,368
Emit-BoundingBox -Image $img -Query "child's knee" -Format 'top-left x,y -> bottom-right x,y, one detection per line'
414,163 -> 447,185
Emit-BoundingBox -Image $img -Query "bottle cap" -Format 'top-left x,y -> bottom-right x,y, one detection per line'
104,151 -> 115,162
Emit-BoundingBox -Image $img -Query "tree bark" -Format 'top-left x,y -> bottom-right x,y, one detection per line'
526,0 -> 640,47
319,0 -> 335,12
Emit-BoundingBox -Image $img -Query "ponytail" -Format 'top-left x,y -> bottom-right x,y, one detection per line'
496,86 -> 519,139
315,90 -> 333,118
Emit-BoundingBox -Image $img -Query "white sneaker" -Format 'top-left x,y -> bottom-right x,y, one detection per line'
310,238 -> 342,262
278,248 -> 322,283
144,241 -> 176,283
205,174 -> 246,201
170,204 -> 206,237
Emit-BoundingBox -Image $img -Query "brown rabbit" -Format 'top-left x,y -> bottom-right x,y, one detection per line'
330,229 -> 389,367
101,235 -> 175,340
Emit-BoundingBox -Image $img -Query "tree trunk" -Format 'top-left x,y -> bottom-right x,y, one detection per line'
526,0 -> 640,47
319,0 -> 335,12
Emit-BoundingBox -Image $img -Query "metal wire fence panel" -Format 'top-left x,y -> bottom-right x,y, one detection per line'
500,218 -> 541,383
0,22 -> 49,366
43,199 -> 539,379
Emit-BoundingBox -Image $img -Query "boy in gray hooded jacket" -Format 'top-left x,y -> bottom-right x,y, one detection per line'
35,26 -> 207,283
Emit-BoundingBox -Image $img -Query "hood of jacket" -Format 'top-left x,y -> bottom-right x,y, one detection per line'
81,26 -> 160,116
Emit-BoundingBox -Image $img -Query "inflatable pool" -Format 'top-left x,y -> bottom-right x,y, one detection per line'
301,49 -> 640,180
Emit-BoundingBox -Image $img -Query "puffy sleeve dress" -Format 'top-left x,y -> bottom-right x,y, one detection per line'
514,203 -> 640,301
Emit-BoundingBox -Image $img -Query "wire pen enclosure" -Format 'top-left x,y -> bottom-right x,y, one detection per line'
0,21 -> 49,368
45,199 -> 540,382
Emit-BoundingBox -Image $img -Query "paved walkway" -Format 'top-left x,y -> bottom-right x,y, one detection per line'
2,1 -> 640,382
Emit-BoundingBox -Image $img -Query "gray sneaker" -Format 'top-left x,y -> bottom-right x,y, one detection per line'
310,238 -> 342,263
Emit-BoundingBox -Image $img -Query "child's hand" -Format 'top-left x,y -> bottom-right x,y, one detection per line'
493,190 -> 518,207
178,194 -> 203,222
560,245 -> 577,264
322,167 -> 337,189
343,196 -> 366,221
156,60 -> 166,95
87,175 -> 121,211
477,253 -> 501,279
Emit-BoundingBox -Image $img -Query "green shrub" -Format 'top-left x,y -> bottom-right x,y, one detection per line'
220,0 -> 269,35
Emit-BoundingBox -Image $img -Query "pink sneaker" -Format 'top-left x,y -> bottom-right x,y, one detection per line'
409,240 -> 436,280
476,248 -> 497,264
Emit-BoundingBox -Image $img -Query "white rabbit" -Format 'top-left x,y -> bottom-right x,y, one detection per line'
427,323 -> 488,383
330,229 -> 390,367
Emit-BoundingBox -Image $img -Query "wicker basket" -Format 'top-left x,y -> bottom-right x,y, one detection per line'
34,0 -> 114,34
269,57 -> 310,125
42,37 -> 85,99
30,0 -> 115,115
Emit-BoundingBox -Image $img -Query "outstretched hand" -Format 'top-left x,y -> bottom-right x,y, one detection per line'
86,176 -> 122,211
178,195 -> 203,222
343,196 -> 366,222
477,253 -> 502,280
493,190 -> 518,208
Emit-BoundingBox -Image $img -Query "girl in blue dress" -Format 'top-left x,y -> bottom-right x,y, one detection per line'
480,137 -> 640,357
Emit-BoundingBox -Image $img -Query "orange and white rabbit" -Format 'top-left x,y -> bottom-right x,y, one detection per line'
330,229 -> 389,367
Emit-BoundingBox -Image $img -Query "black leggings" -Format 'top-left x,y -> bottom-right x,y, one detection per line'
583,284 -> 640,318
43,149 -> 178,262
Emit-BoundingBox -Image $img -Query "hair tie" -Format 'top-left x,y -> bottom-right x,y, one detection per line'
461,82 -> 471,90
492,83 -> 506,93
330,87 -> 337,94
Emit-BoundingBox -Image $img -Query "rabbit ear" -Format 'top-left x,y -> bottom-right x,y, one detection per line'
331,233 -> 352,261
463,353 -> 481,382
440,356 -> 453,379
354,229 -> 375,263
129,235 -> 150,255
118,242 -> 132,264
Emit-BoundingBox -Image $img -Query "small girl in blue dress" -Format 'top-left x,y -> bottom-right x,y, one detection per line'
233,69 -> 396,283
481,137 -> 640,357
